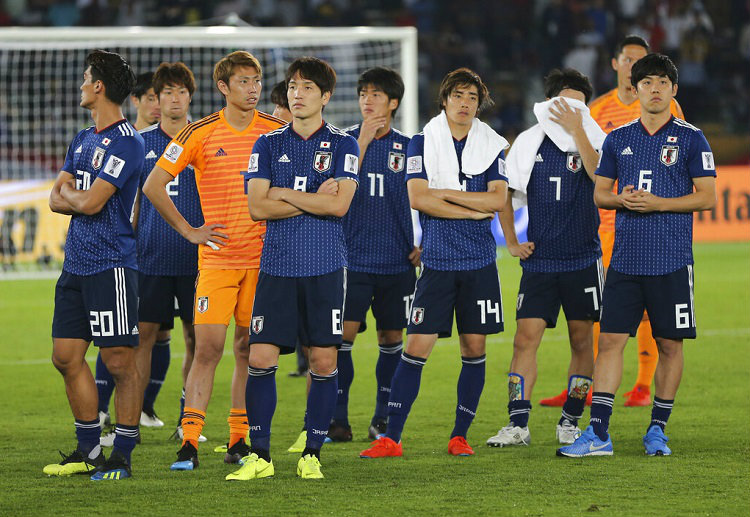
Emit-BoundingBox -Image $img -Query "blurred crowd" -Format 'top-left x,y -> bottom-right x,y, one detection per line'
1,0 -> 748,145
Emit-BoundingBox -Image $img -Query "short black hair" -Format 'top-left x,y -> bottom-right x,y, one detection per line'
85,50 -> 135,105
544,68 -> 594,104
270,80 -> 289,109
152,62 -> 196,96
615,34 -> 649,56
285,57 -> 336,96
438,67 -> 494,114
131,72 -> 154,99
630,53 -> 678,87
357,67 -> 405,116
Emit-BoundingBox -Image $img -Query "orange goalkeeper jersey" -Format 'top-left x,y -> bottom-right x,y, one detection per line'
589,89 -> 684,232
156,108 -> 285,270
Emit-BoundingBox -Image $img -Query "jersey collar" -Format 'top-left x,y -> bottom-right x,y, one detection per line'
157,120 -> 190,140
612,88 -> 638,111
290,120 -> 326,141
94,118 -> 127,134
374,127 -> 392,140
219,108 -> 258,136
639,115 -> 674,136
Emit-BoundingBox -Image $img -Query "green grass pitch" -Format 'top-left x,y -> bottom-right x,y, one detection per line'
1,243 -> 748,516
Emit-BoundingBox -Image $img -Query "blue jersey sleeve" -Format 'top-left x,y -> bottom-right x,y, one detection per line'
247,135 -> 272,182
595,133 -> 618,180
62,132 -> 81,174
334,135 -> 360,183
405,134 -> 427,182
687,131 -> 717,179
98,137 -> 144,190
487,150 -> 508,183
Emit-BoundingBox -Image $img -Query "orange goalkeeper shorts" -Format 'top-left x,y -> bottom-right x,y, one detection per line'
193,268 -> 259,327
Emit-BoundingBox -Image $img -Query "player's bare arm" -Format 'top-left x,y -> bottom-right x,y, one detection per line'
407,178 -> 492,220
548,98 -> 600,181
49,170 -> 76,215
498,189 -> 534,260
143,165 -> 228,247
59,175 -> 118,215
274,177 -> 358,218
437,179 -> 507,214
623,176 -> 717,213
247,177 -> 304,221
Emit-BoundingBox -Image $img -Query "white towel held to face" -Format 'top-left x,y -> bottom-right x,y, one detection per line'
505,96 -> 607,209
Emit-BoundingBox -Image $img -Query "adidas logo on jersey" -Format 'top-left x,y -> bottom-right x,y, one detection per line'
215,148 -> 227,157
621,147 -> 633,155
535,153 -> 543,162
278,154 -> 290,163
74,145 -> 83,154
131,325 -> 139,335
145,150 -> 157,159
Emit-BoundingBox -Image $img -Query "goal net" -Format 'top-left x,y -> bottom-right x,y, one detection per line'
0,26 -> 417,271
0,26 -> 417,181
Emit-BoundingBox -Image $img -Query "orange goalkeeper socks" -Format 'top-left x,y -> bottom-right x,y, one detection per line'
228,408 -> 249,447
181,407 -> 206,449
636,318 -> 659,388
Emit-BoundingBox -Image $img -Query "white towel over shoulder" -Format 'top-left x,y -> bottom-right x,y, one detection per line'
506,97 -> 607,209
423,111 -> 509,190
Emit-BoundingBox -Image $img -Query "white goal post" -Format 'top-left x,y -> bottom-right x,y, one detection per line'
0,26 -> 418,180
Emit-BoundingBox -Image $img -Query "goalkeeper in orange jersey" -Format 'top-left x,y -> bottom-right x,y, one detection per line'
539,35 -> 685,409
143,51 -> 285,471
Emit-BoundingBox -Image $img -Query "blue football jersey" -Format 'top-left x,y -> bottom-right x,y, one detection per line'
596,116 -> 716,275
343,125 -> 413,274
523,136 -> 601,272
406,133 -> 507,271
61,119 -> 144,275
247,122 -> 360,277
137,123 -> 203,276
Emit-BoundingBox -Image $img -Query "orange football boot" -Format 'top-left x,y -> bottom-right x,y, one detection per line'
539,389 -> 567,407
448,436 -> 474,456
359,436 -> 402,458
540,388 -> 593,406
624,384 -> 651,407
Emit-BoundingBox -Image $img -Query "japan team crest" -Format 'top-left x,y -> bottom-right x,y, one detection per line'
251,316 -> 264,334
313,151 -> 332,173
197,296 -> 209,313
661,145 -> 679,166
388,152 -> 405,172
92,147 -> 106,170
411,307 -> 424,325
566,152 -> 582,173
